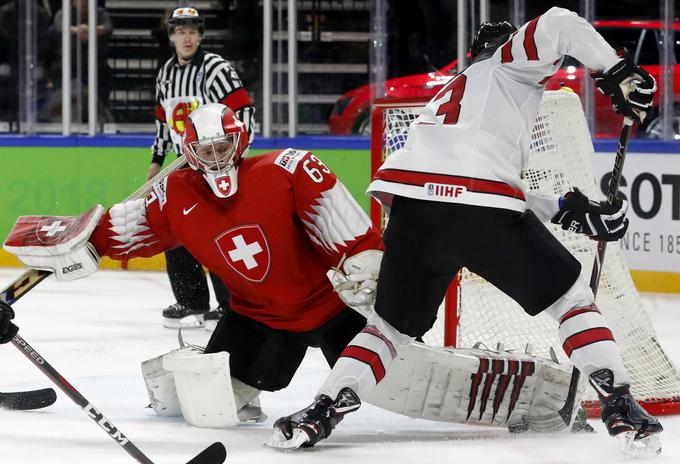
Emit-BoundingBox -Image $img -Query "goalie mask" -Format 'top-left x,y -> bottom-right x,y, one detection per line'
184,103 -> 249,198
470,21 -> 517,63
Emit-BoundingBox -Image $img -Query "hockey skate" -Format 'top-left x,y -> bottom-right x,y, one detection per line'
590,369 -> 663,457
162,303 -> 207,329
265,387 -> 361,451
203,305 -> 228,331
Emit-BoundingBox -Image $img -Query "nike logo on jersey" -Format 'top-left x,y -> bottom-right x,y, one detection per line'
183,204 -> 198,215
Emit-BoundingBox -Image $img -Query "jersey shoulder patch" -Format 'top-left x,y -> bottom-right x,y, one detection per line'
274,148 -> 310,174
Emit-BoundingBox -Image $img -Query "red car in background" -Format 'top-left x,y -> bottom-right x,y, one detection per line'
328,20 -> 680,138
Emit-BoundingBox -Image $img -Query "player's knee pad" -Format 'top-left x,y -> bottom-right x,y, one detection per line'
543,275 -> 595,322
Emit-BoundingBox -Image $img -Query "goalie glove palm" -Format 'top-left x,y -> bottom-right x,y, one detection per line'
551,188 -> 629,242
326,250 -> 382,316
593,51 -> 656,123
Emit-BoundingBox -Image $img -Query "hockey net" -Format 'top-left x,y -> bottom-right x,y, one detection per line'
370,90 -> 680,416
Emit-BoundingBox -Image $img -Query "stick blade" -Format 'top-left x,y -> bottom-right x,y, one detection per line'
186,442 -> 227,464
0,388 -> 57,410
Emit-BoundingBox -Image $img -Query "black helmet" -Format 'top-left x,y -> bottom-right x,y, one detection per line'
167,7 -> 205,35
470,21 -> 517,62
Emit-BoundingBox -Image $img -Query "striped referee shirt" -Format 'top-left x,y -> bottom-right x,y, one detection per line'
151,47 -> 255,165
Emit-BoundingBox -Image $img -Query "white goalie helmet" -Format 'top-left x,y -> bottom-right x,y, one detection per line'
183,103 -> 249,198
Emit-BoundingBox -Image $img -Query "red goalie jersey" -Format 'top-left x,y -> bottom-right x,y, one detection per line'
90,149 -> 382,331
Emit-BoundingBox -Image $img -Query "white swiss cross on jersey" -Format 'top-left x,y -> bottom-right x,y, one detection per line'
215,225 -> 271,283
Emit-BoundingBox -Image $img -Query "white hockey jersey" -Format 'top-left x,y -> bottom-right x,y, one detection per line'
368,7 -> 621,219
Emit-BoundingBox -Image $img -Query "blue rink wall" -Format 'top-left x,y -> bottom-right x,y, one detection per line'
0,135 -> 679,292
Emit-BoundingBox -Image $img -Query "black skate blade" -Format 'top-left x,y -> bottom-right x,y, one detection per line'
186,442 -> 227,464
0,388 -> 57,410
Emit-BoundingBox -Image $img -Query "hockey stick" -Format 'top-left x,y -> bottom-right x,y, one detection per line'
9,332 -> 226,464
0,388 -> 57,410
589,118 -> 634,295
557,117 -> 634,426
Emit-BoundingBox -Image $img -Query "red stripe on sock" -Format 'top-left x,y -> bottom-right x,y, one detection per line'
362,325 -> 397,358
559,306 -> 601,325
341,345 -> 386,383
563,328 -> 615,357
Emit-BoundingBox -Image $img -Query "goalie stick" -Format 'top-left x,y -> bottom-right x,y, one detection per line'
556,118 -> 633,427
10,332 -> 226,464
0,388 -> 56,410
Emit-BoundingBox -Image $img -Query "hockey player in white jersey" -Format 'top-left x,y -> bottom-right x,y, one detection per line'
268,7 -> 662,455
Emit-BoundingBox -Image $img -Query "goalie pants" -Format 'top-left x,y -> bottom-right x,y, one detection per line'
204,307 -> 366,391
375,195 -> 582,337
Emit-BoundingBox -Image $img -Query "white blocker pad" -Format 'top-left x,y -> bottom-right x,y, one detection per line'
162,349 -> 239,428
363,342 -> 587,432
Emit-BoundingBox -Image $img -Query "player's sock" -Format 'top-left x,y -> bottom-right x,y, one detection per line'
317,314 -> 412,399
553,304 -> 631,385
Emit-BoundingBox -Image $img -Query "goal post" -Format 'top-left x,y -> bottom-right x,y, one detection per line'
370,90 -> 680,416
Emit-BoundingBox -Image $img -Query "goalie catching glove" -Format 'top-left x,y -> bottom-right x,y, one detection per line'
326,250 -> 383,316
551,188 -> 629,241
2,206 -> 104,281
593,51 -> 656,123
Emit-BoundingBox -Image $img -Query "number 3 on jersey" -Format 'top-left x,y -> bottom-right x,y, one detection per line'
433,74 -> 468,125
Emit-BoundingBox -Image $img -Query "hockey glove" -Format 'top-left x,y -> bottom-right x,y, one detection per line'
592,51 -> 656,123
0,301 -> 19,344
327,250 -> 383,317
3,206 -> 104,282
551,188 -> 629,241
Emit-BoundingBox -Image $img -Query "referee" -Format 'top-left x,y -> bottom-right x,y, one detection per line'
150,7 -> 255,329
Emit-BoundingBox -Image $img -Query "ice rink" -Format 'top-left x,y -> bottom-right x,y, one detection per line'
1,267 -> 679,464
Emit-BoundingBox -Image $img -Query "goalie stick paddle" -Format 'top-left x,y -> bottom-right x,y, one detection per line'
0,388 -> 57,410
10,332 -> 226,464
557,118 -> 634,427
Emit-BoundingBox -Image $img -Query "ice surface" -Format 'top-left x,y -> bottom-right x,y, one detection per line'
1,268 -> 678,463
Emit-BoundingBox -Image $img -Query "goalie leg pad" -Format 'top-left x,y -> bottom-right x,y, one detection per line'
141,346 -> 202,416
162,350 -> 240,428
363,343 -> 587,432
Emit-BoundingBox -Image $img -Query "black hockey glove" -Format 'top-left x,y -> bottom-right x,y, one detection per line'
0,301 -> 19,344
592,51 -> 656,123
551,188 -> 629,242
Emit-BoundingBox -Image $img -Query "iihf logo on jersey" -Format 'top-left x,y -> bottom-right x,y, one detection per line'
425,182 -> 466,199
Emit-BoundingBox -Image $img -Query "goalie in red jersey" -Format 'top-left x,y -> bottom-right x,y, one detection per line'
3,103 -> 383,424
